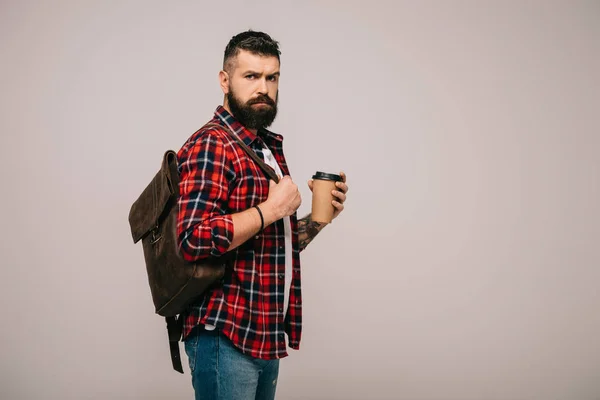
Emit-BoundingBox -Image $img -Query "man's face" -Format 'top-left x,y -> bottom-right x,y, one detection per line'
224,50 -> 280,130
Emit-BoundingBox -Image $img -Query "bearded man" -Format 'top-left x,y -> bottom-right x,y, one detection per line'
176,30 -> 349,400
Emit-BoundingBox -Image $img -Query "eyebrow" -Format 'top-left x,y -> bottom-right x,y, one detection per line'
243,70 -> 281,77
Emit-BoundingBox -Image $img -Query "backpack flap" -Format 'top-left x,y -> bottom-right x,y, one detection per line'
128,150 -> 179,244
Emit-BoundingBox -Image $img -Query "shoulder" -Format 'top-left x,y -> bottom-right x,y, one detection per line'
178,122 -> 234,157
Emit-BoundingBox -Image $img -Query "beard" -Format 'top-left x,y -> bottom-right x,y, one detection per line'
227,88 -> 278,130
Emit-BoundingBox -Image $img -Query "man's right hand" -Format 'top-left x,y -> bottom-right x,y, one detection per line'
261,176 -> 302,222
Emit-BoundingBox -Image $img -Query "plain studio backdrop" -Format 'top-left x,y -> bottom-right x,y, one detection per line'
1,1 -> 599,399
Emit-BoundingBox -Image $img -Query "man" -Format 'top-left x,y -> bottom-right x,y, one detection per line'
176,30 -> 348,400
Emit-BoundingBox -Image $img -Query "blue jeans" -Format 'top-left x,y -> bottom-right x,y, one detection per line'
184,327 -> 280,400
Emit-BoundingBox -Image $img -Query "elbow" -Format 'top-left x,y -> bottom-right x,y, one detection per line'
177,229 -> 200,262
178,216 -> 234,262
179,238 -> 206,262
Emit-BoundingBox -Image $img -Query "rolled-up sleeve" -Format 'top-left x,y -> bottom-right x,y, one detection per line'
176,132 -> 235,262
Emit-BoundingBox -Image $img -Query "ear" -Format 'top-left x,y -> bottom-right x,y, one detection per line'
219,70 -> 229,95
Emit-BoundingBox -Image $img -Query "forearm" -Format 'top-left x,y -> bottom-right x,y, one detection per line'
180,203 -> 280,261
298,214 -> 327,252
229,203 -> 279,251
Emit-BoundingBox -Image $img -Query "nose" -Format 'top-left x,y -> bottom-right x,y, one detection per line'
257,77 -> 268,95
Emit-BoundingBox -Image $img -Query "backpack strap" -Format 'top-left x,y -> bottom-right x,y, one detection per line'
166,316 -> 184,373
202,123 -> 280,183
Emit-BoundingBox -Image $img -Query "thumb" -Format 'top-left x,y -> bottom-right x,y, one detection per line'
269,179 -> 277,189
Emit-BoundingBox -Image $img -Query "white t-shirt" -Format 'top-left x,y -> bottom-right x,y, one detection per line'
260,145 -> 293,317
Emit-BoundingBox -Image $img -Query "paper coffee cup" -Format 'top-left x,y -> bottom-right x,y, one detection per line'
311,171 -> 342,223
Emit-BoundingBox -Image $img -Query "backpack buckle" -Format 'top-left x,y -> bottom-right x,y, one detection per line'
150,224 -> 162,244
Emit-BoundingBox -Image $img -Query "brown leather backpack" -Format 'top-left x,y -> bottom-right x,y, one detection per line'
128,123 -> 278,373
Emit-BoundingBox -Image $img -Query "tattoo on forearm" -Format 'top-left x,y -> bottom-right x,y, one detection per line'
298,214 -> 326,251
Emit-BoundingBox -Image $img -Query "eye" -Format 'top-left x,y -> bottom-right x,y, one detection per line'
246,74 -> 256,80
268,75 -> 278,82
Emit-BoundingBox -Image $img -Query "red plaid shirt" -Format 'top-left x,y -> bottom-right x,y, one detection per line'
176,106 -> 302,359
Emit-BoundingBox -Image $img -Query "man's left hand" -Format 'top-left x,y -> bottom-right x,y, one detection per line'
307,171 -> 348,221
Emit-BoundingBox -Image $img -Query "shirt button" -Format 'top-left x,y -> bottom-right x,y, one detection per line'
279,307 -> 283,312
278,274 -> 284,279
255,235 -> 260,239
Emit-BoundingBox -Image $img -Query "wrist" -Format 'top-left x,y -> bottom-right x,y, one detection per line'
253,205 -> 264,231
258,200 -> 279,226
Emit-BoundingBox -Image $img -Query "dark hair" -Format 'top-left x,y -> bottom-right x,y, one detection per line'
223,30 -> 281,72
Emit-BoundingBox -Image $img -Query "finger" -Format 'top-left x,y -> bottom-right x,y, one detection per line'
307,179 -> 314,190
339,171 -> 347,183
332,200 -> 344,211
335,181 -> 348,193
331,190 -> 347,203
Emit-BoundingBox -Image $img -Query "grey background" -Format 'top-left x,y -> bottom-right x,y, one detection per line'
1,1 -> 599,399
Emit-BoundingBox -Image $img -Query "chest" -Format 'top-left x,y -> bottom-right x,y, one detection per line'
227,140 -> 290,211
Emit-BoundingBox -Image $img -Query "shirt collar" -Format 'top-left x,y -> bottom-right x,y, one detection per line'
214,105 -> 283,147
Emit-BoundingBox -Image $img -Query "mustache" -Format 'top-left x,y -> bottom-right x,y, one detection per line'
247,95 -> 276,106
